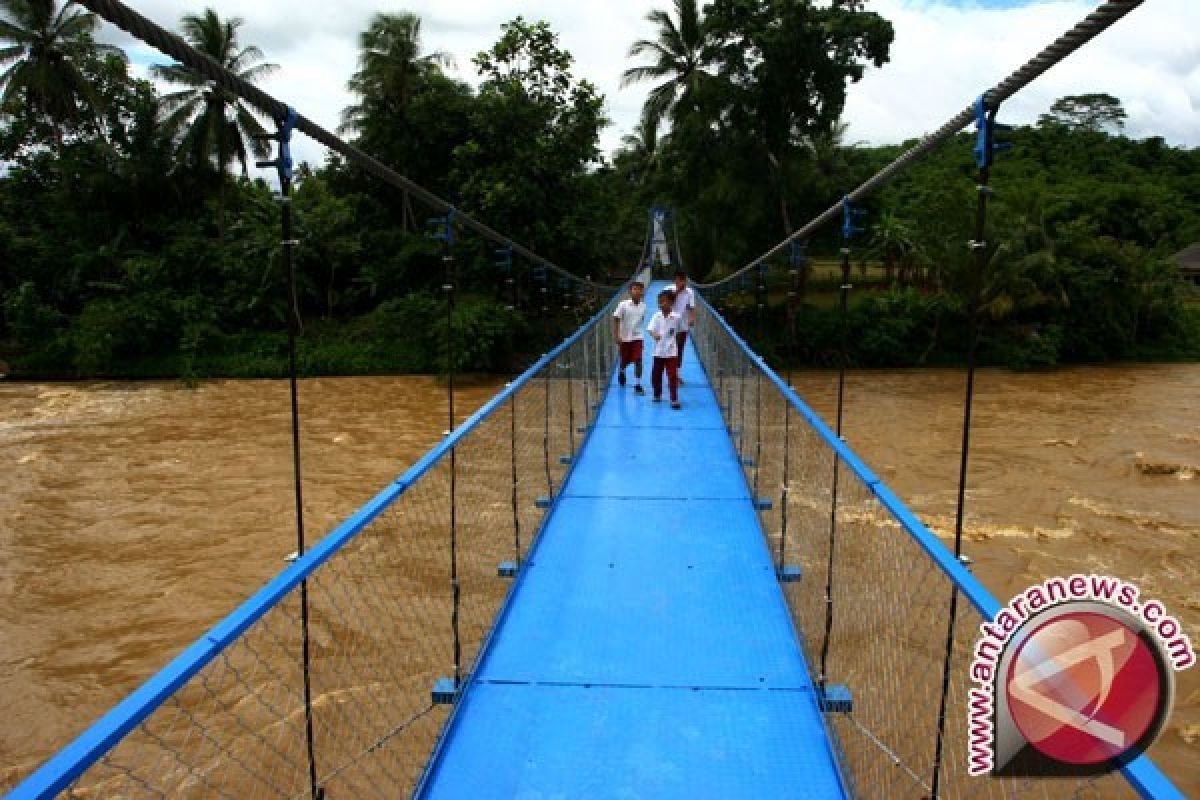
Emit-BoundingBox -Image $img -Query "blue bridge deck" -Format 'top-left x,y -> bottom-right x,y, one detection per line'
419,285 -> 847,798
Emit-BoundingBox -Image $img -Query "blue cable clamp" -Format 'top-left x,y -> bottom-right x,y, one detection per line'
432,677 -> 458,705
777,565 -> 803,583
841,196 -> 867,241
497,561 -> 518,578
789,239 -> 809,269
535,496 -> 554,509
494,243 -> 513,273
973,94 -> 1013,169
820,684 -> 853,713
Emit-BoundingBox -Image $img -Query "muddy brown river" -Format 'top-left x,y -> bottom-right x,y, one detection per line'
1,367 -> 1196,793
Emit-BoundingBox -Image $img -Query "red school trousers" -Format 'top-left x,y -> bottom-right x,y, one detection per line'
675,331 -> 688,368
652,356 -> 679,403
618,339 -> 643,369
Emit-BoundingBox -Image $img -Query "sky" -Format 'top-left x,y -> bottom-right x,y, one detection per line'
100,0 -> 1199,171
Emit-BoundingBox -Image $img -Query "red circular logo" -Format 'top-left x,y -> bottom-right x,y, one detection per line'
1006,611 -> 1163,766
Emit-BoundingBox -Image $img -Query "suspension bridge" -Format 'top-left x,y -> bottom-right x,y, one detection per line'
6,1 -> 1188,798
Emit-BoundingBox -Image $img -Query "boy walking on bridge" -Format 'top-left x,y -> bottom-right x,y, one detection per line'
613,280 -> 646,394
647,288 -> 683,410
672,270 -> 697,381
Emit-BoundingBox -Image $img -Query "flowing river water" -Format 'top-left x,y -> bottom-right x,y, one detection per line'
1,367 -> 1196,793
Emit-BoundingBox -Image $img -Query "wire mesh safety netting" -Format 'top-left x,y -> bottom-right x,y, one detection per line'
34,296 -> 619,800
690,299 -> 1142,800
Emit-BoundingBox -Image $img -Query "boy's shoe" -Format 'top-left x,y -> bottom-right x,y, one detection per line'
652,395 -> 662,403
671,402 -> 682,410
618,372 -> 626,387
677,377 -> 686,386
633,384 -> 645,395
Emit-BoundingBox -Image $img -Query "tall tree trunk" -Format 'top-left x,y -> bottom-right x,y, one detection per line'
765,146 -> 793,237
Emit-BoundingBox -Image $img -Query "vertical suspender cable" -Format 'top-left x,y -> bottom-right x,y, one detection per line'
930,97 -> 1003,798
439,217 -> 462,691
543,367 -> 553,498
567,349 -> 577,457
819,199 -> 863,694
254,112 -> 321,800
510,392 -> 522,566
777,255 -> 802,573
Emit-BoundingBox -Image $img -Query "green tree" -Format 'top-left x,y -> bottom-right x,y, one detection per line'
620,0 -> 713,131
339,11 -> 452,134
454,17 -> 606,261
153,9 -> 276,177
870,211 -> 920,285
1038,93 -> 1126,133
615,111 -> 660,188
0,0 -> 122,146
703,0 -> 893,236
339,11 -> 454,229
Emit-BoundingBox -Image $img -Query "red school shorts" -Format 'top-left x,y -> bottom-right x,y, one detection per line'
619,339 -> 644,368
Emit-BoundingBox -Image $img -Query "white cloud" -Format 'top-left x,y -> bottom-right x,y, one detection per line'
95,0 -> 1196,178
843,0 -> 1200,147
101,0 -> 650,170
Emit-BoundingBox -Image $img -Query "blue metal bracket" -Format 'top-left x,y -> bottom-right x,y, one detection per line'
820,684 -> 853,713
742,457 -> 756,467
253,107 -> 297,184
535,496 -> 554,509
432,677 -> 459,705
558,455 -> 573,466
497,561 -> 518,578
427,208 -> 456,246
789,239 -> 809,269
495,243 -> 513,274
841,196 -> 867,241
754,497 -> 773,511
973,94 -> 1013,170
777,565 -> 803,583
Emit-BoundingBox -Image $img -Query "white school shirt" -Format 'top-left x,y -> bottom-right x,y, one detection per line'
672,286 -> 696,332
647,311 -> 681,359
612,298 -> 646,342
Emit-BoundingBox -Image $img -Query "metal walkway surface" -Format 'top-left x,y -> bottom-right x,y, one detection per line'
418,284 -> 847,799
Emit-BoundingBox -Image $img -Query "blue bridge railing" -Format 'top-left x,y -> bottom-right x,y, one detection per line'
692,296 -> 1182,800
9,292 -> 622,800
8,288 -> 1182,799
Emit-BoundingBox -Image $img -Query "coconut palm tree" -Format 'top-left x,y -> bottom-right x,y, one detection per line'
0,0 -> 122,145
153,9 -> 276,177
620,0 -> 711,131
871,211 -> 920,286
339,11 -> 452,134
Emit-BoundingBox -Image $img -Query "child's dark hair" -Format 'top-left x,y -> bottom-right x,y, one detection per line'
674,269 -> 688,279
630,280 -> 644,288
658,288 -> 676,304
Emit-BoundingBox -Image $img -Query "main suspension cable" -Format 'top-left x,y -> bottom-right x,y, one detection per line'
74,0 -> 616,291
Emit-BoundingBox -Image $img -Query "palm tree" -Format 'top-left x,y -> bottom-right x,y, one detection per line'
620,0 -> 711,131
615,111 -> 660,190
153,9 -> 276,177
0,0 -> 122,145
871,211 -> 920,286
339,11 -> 452,134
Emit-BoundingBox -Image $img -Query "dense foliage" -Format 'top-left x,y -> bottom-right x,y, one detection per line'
1,2 -> 1196,379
